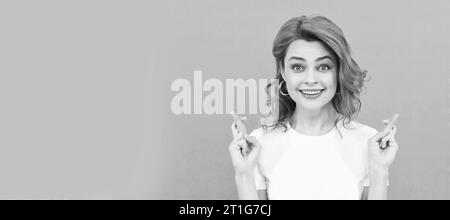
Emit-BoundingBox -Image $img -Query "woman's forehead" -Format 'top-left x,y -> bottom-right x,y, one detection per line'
285,39 -> 333,62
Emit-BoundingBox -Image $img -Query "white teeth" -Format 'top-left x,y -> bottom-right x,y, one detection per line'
300,90 -> 323,95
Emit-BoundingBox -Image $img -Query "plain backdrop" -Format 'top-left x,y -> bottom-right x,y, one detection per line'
0,0 -> 449,199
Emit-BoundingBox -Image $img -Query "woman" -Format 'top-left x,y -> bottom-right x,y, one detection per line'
229,15 -> 399,200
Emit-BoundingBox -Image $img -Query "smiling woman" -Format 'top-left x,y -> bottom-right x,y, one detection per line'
228,15 -> 399,200
271,15 -> 367,132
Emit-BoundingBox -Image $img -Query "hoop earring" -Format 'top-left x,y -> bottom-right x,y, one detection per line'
279,81 -> 289,96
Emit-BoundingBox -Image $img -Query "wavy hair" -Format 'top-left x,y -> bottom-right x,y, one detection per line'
266,15 -> 367,132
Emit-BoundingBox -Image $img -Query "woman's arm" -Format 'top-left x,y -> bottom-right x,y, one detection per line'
361,171 -> 389,200
368,170 -> 389,200
367,114 -> 399,200
234,173 -> 268,200
229,113 -> 267,200
235,173 -> 259,200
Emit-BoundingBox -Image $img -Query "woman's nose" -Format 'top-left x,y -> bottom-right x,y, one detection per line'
305,69 -> 318,85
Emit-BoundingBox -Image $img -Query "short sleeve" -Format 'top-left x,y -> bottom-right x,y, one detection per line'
253,166 -> 267,190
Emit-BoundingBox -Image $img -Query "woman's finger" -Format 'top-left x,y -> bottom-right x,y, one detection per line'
373,114 -> 399,141
387,125 -> 398,146
244,135 -> 262,151
229,140 -> 245,162
230,112 -> 248,135
383,114 -> 399,133
392,125 -> 397,137
380,136 -> 390,149
237,139 -> 247,148
243,147 -> 251,156
229,138 -> 241,151
380,135 -> 390,149
231,133 -> 247,154
377,115 -> 398,149
381,120 -> 396,147
383,120 -> 397,129
246,135 -> 262,162
237,139 -> 249,156
380,127 -> 397,149
231,122 -> 239,139
382,121 -> 397,136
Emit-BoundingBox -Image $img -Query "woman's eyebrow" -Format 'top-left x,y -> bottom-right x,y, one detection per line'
315,55 -> 333,62
288,55 -> 333,62
288,56 -> 306,62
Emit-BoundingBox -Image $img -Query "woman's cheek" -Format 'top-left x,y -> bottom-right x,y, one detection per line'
284,74 -> 296,93
287,79 -> 302,95
325,74 -> 338,99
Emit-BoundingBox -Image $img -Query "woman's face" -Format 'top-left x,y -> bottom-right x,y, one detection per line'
282,39 -> 338,111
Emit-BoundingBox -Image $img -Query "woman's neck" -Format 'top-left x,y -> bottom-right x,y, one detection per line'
291,103 -> 338,136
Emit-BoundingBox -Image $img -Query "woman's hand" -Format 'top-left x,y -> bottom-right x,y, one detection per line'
229,116 -> 262,176
368,114 -> 399,174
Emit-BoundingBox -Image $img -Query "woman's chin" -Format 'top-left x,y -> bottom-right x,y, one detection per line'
293,98 -> 332,111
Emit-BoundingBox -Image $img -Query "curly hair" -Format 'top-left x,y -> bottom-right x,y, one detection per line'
266,15 -> 367,132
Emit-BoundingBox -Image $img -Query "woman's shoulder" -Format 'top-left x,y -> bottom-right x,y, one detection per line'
339,120 -> 378,141
249,123 -> 290,140
249,127 -> 265,138
249,125 -> 291,151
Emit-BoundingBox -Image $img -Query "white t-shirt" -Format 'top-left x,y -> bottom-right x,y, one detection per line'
250,120 -> 378,200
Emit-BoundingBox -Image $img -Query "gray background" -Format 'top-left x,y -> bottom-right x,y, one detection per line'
0,0 -> 449,199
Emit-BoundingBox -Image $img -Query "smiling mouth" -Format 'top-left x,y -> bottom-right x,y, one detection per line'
298,89 -> 325,95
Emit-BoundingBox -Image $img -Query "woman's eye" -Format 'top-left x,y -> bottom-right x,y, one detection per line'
291,65 -> 305,72
318,64 -> 330,72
